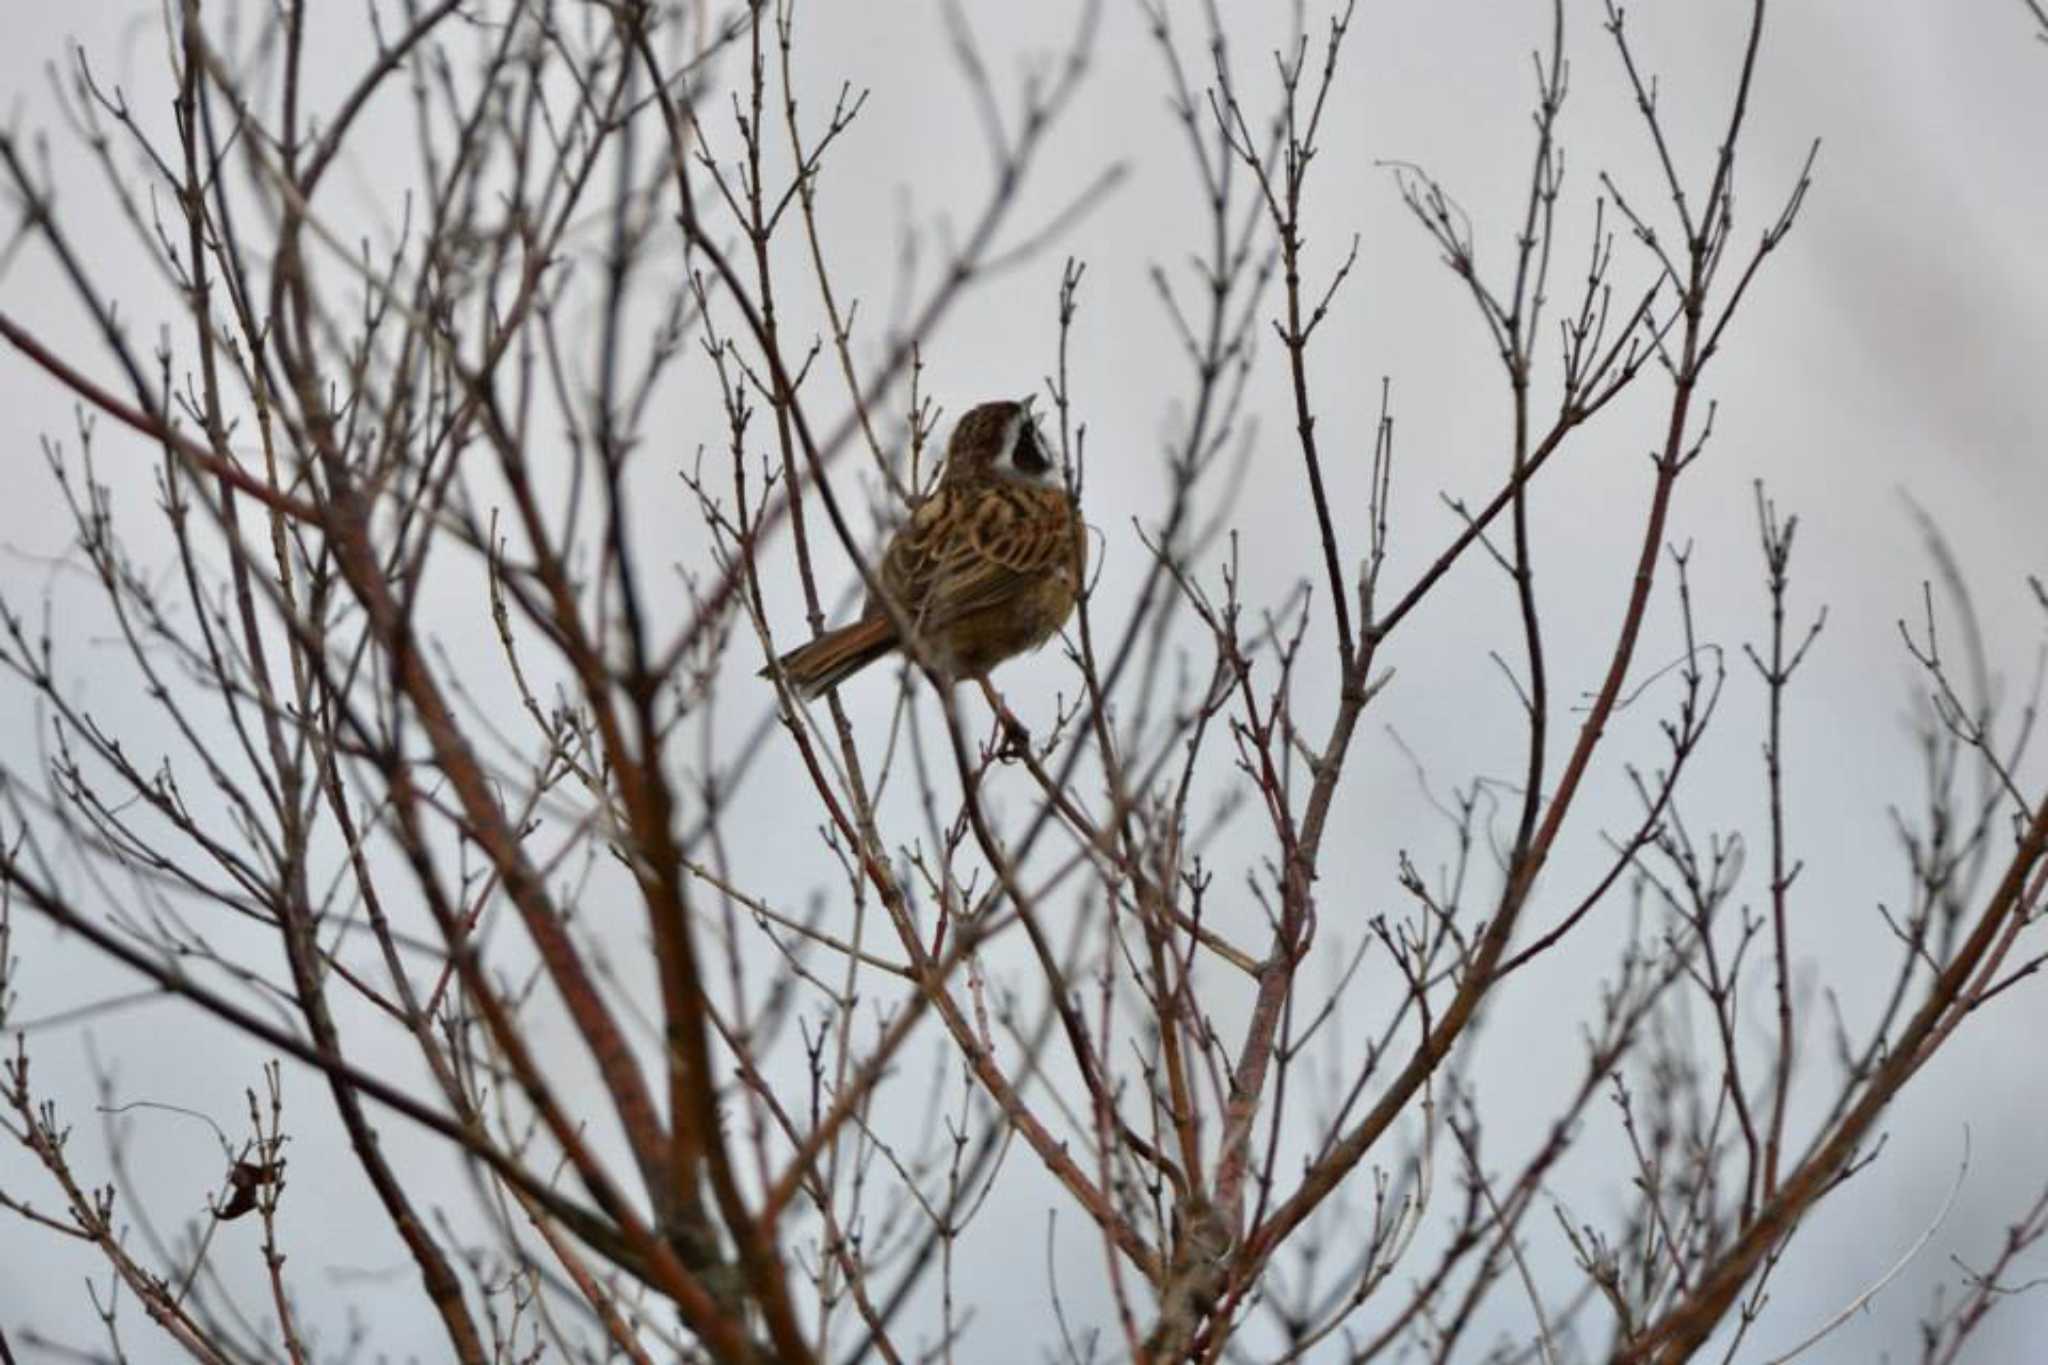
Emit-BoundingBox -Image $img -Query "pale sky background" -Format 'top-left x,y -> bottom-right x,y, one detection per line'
1,2 -> 2045,1362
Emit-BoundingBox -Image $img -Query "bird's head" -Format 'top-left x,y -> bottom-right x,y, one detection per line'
944,396 -> 1055,487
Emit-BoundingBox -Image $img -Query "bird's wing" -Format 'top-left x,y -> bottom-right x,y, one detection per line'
919,483 -> 1078,628
870,489 -> 958,622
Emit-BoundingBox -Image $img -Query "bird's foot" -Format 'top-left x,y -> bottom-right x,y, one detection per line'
977,677 -> 1033,762
995,711 -> 1033,762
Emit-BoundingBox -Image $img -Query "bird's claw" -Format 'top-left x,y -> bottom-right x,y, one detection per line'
995,712 -> 1032,762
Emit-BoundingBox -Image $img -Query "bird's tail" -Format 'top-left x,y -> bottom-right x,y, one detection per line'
760,617 -> 898,699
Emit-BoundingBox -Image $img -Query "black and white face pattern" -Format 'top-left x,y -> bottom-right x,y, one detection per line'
999,398 -> 1056,484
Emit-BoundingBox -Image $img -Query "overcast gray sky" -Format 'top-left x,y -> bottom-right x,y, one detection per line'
2,2 -> 2045,1361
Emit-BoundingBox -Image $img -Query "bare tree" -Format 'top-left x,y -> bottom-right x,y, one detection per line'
0,1 -> 2042,1361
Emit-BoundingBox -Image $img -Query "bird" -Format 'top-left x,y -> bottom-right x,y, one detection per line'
762,396 -> 1085,699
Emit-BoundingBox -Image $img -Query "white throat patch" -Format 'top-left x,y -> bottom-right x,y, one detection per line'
999,408 -> 1054,485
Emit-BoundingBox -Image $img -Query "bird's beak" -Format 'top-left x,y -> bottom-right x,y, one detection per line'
1018,394 -> 1036,413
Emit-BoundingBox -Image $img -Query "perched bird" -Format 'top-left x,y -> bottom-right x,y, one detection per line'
763,397 -> 1085,699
